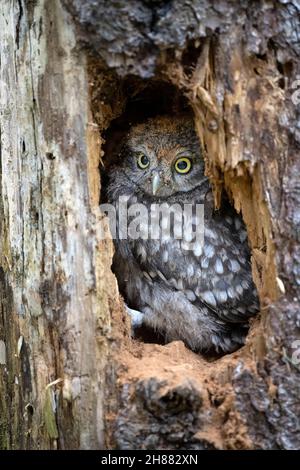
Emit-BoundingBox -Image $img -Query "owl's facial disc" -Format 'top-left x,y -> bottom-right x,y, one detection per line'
132,155 -> 204,198
124,117 -> 206,198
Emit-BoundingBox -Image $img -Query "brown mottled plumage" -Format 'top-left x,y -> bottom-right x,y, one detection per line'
107,116 -> 259,353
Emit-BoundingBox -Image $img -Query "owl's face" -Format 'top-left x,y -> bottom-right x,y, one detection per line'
120,116 -> 206,198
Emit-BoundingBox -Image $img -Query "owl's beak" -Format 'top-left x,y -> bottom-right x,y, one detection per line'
152,173 -> 161,196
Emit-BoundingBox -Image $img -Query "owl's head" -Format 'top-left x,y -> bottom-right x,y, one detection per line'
120,116 -> 206,198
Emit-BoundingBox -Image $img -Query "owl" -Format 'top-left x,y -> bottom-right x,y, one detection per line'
106,116 -> 259,353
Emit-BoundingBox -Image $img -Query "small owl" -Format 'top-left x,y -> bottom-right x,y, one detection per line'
107,116 -> 259,353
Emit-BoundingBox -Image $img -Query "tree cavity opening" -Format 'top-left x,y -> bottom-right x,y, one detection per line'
94,70 -> 259,359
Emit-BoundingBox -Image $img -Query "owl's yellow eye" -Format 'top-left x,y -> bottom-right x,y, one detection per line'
174,157 -> 192,174
137,153 -> 150,169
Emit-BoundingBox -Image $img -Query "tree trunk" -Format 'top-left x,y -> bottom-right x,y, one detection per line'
0,0 -> 299,450
0,0 -> 118,449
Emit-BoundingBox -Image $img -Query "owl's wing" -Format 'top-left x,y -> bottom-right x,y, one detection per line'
131,211 -> 259,325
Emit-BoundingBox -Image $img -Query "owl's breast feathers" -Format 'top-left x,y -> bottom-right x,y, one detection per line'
122,185 -> 259,326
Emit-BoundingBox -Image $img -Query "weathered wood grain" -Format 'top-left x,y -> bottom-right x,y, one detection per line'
0,0 -> 118,449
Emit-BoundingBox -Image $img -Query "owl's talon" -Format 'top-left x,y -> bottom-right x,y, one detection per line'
125,305 -> 144,331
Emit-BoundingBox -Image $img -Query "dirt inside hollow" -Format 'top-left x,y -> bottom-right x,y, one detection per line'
105,295 -> 263,449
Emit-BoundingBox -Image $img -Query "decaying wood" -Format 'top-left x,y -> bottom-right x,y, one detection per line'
0,0 -> 119,449
0,0 -> 299,449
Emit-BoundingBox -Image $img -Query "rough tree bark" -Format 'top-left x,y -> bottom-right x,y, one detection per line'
0,0 -> 299,450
